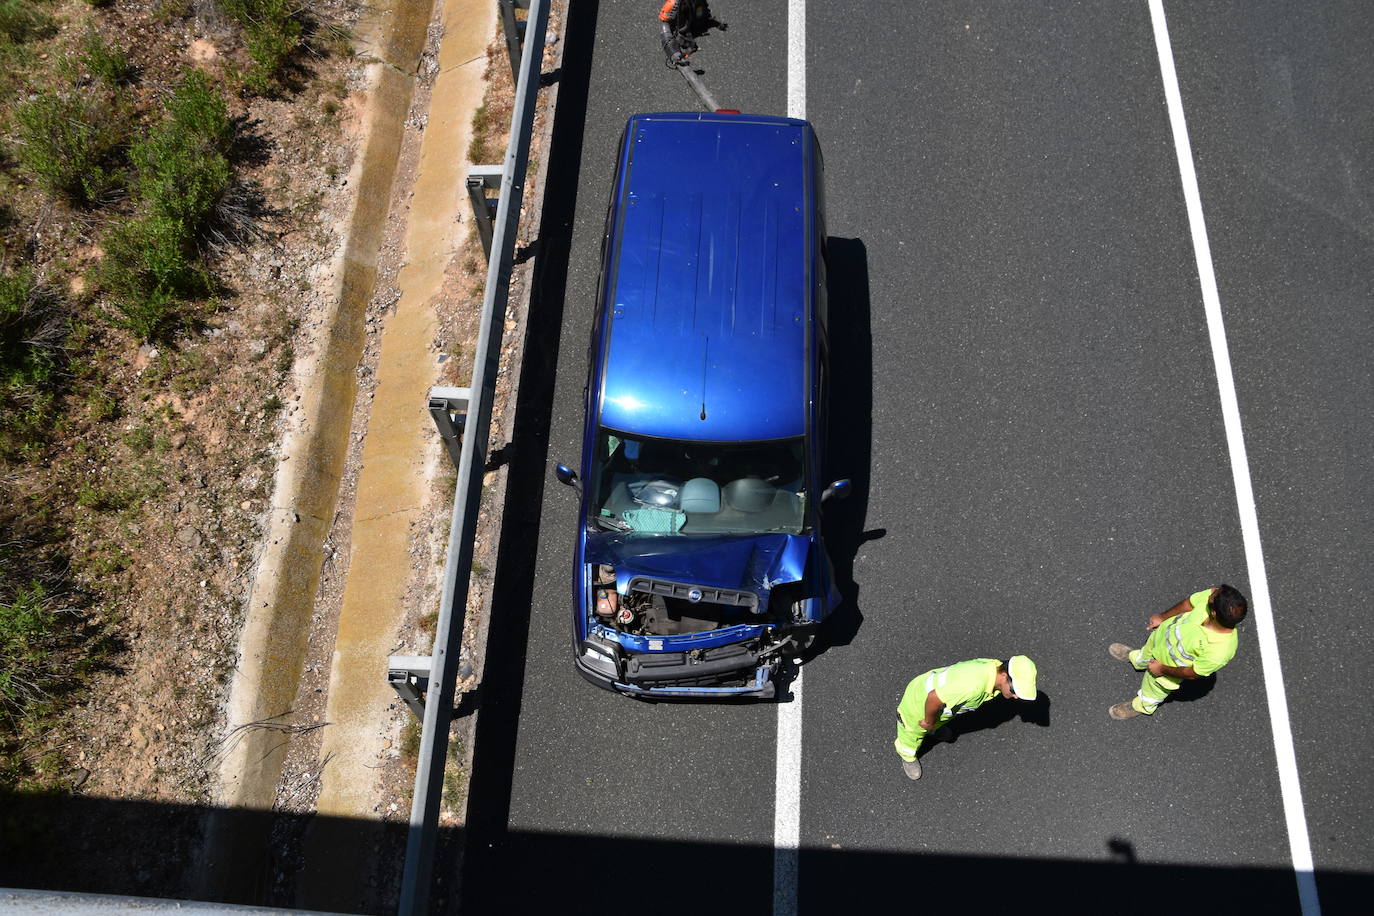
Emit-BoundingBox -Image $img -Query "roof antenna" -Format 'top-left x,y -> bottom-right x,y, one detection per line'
699,337 -> 709,421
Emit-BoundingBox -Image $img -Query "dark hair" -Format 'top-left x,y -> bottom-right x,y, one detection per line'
1211,584 -> 1248,627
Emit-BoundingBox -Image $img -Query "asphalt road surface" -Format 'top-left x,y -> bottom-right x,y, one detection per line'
462,2 -> 1374,913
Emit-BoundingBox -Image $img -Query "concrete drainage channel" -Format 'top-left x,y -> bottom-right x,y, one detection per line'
199,0 -> 563,912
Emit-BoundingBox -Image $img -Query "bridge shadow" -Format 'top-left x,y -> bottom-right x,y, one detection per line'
0,791 -> 426,913
1,793 -> 1369,915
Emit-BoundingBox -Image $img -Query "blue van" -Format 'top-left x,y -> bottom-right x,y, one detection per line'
556,112 -> 848,698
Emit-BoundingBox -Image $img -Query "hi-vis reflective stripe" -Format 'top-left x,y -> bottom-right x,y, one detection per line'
895,739 -> 919,757
1165,618 -> 1196,666
1136,690 -> 1162,708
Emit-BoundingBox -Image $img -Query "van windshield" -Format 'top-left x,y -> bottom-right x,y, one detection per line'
590,431 -> 807,536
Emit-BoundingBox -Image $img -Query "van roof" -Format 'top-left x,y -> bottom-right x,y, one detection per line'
598,112 -> 814,442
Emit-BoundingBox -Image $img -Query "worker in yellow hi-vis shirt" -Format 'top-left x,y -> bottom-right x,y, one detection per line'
1107,584 -> 1248,719
893,656 -> 1038,780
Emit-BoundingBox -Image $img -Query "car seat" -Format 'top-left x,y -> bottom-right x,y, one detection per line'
723,477 -> 776,513
680,477 -> 721,513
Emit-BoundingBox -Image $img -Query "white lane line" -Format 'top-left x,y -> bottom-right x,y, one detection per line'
775,10 -> 806,913
1148,3 -> 1322,913
788,0 -> 806,119
773,666 -> 803,916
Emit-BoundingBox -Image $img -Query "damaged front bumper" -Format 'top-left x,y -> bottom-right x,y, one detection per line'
574,631 -> 783,699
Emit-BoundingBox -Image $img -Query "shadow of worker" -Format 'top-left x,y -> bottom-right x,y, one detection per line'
917,691 -> 1052,759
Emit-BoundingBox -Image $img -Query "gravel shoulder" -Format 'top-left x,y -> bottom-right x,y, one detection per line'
0,0 -> 566,911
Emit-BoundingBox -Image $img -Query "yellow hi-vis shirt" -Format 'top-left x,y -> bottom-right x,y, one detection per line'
898,658 -> 1000,728
1153,589 -> 1239,676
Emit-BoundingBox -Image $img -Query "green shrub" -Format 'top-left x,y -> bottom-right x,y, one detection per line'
0,584 -> 63,721
0,269 -> 64,455
220,0 -> 303,92
124,424 -> 153,455
0,269 -> 58,390
15,90 -> 129,207
0,0 -> 53,45
79,28 -> 134,85
98,72 -> 235,340
133,71 -> 233,232
99,214 -> 212,341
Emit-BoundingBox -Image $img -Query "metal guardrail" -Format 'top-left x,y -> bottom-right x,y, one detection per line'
393,2 -> 550,913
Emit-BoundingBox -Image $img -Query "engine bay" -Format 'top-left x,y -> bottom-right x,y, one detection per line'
592,564 -> 770,636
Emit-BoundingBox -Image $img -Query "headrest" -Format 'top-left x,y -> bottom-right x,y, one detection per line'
680,477 -> 721,514
724,478 -> 775,513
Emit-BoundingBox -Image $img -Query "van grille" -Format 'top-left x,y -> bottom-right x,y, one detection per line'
626,576 -> 759,611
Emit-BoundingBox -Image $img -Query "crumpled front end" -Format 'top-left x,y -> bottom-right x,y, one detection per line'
572,532 -> 830,698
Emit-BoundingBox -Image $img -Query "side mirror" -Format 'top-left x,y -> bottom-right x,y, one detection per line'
821,479 -> 852,503
554,463 -> 579,487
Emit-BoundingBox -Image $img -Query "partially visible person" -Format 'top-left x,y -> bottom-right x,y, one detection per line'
1108,584 -> 1247,719
659,1 -> 726,66
894,656 -> 1038,780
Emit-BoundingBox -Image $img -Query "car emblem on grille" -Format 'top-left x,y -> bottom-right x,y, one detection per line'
687,588 -> 703,603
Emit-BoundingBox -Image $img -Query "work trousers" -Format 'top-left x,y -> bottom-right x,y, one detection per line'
893,672 -> 953,761
1129,626 -> 1183,714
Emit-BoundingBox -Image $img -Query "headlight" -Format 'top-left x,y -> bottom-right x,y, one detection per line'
579,638 -> 619,678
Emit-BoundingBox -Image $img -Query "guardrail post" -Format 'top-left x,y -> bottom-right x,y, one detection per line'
428,386 -> 471,471
498,0 -> 529,82
387,656 -> 433,720
466,165 -> 503,260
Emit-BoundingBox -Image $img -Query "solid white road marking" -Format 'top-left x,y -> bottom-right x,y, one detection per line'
775,11 -> 806,916
773,666 -> 803,916
1148,3 -> 1322,913
788,0 -> 806,120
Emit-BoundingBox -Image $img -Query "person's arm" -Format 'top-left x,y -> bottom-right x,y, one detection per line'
1147,659 -> 1198,679
659,1 -> 684,62
917,690 -> 945,730
1147,594 -> 1200,630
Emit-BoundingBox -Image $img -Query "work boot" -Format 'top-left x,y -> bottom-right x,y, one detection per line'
1108,643 -> 1135,662
902,758 -> 923,780
1109,702 -> 1143,720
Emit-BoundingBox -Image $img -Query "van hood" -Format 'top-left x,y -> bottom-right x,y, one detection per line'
583,531 -> 811,599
